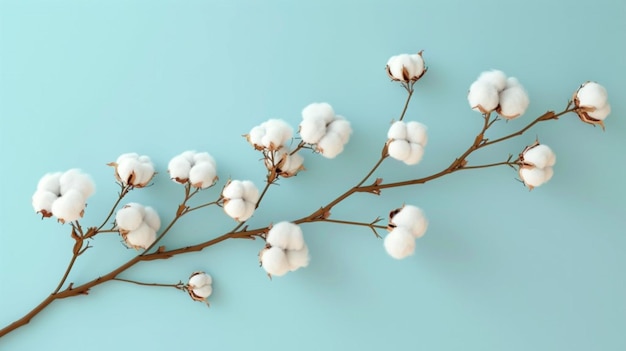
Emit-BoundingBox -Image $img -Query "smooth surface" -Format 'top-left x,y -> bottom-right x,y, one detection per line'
1,0 -> 625,350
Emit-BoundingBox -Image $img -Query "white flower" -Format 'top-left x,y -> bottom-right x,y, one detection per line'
386,121 -> 428,165
468,70 -> 529,118
222,180 -> 259,221
384,205 -> 428,259
246,119 -> 293,151
31,169 -> 95,223
187,272 -> 213,303
116,203 -> 161,249
518,143 -> 556,190
167,151 -> 217,188
108,153 -> 155,187
260,221 -> 310,277
386,52 -> 426,82
299,103 -> 352,159
574,81 -> 611,128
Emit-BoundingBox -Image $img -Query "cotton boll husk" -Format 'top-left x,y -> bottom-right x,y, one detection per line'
392,205 -> 428,238
189,162 -> 217,189
468,81 -> 499,113
523,144 -> 554,169
51,189 -> 85,223
302,102 -> 335,123
577,82 -> 608,109
143,206 -> 161,231
384,227 -> 416,259
387,121 -> 407,140
193,152 -> 216,168
404,143 -> 425,165
519,167 -> 548,188
299,118 -> 326,144
189,272 -> 212,288
477,70 -> 507,92
222,180 -> 244,200
241,180 -> 260,203
498,85 -> 529,119
405,121 -> 428,146
588,103 -> 611,121
261,247 -> 290,277
59,169 -> 95,199
224,198 -> 247,220
388,140 -> 411,162
37,172 -> 62,193
124,222 -> 156,249
286,245 -> 310,271
115,206 -> 144,232
317,133 -> 344,159
32,190 -> 58,214
168,155 -> 192,181
267,221 -> 295,250
327,118 -> 351,144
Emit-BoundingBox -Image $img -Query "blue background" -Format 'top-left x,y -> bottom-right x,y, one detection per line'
1,0 -> 625,350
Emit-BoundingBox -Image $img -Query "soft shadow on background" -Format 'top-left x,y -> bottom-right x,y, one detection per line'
1,0 -> 624,350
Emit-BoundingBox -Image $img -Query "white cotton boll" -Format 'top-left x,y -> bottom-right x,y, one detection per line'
286,245 -> 310,271
115,158 -> 138,184
519,167 -> 548,188
32,190 -> 58,214
263,119 -> 293,148
36,172 -> 62,193
261,246 -> 290,277
124,222 -> 156,249
299,118 -> 326,144
267,222 -> 293,249
189,162 -> 217,189
143,206 -> 161,232
224,198 -> 247,220
391,205 -> 428,238
404,143 -> 425,165
523,144 -> 555,169
384,227 -> 416,260
386,55 -> 405,80
51,189 -> 85,223
279,151 -> 304,176
247,126 -> 266,146
327,118 -> 351,144
498,84 -> 529,119
168,154 -> 192,181
188,272 -> 212,289
408,53 -> 425,78
286,223 -> 305,251
241,180 -> 260,203
477,70 -> 507,92
115,205 -> 144,232
468,80 -> 499,113
577,82 -> 608,109
240,202 -> 256,221
387,121 -> 407,140
193,152 -> 216,168
388,140 -> 411,161
387,54 -> 423,81
405,121 -> 428,146
302,102 -> 335,123
588,103 -> 611,121
193,285 -> 213,299
222,180 -> 244,200
261,128 -> 285,149
317,133 -> 344,159
59,169 -> 95,199
133,162 -> 155,186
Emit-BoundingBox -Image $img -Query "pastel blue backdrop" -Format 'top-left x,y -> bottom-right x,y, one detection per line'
1,0 -> 624,350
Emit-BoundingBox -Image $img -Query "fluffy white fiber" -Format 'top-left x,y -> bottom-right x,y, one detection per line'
576,82 -> 611,121
468,70 -> 529,118
386,53 -> 425,82
261,221 -> 310,276
247,119 -> 293,150
32,169 -> 95,222
168,151 -> 217,188
268,149 -> 305,177
113,153 -> 155,187
260,246 -> 290,277
222,180 -> 259,221
519,144 -> 556,189
299,102 -> 352,158
115,203 -> 161,249
188,272 -> 213,300
384,227 -> 416,259
390,205 -> 428,239
386,121 -> 428,165
286,245 -> 310,271
267,221 -> 304,251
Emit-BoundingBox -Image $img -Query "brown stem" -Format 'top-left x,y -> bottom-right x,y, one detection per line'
96,184 -> 131,231
52,254 -> 79,294
113,278 -> 185,290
